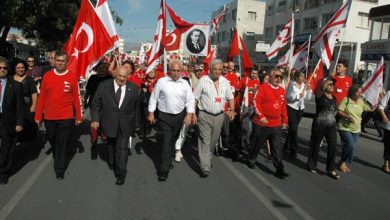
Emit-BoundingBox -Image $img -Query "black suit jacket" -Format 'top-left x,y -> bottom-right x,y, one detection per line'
91,79 -> 141,138
0,76 -> 24,135
186,39 -> 203,54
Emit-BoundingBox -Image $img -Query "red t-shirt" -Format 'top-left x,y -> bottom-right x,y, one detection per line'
253,83 -> 288,127
239,77 -> 261,106
35,69 -> 82,121
333,75 -> 352,106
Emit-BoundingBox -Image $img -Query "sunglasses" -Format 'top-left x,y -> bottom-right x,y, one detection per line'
274,74 -> 283,79
328,83 -> 334,86
0,66 -> 8,70
27,60 -> 34,63
223,66 -> 228,68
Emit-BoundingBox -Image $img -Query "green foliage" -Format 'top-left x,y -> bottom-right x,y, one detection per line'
0,0 -> 122,50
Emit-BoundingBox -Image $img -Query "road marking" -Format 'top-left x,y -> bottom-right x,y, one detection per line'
219,158 -> 288,220
0,156 -> 52,220
220,158 -> 314,220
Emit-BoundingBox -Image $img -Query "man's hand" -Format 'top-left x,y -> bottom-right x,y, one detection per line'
183,113 -> 192,126
35,120 -> 42,127
15,126 -> 23,133
191,114 -> 198,125
260,118 -> 269,124
281,124 -> 287,129
91,122 -> 99,130
76,120 -> 83,125
228,111 -> 235,121
148,112 -> 155,124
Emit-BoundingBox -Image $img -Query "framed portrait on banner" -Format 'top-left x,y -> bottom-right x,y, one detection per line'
183,24 -> 209,56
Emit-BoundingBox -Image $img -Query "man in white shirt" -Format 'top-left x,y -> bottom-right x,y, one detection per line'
193,59 -> 235,177
148,59 -> 195,181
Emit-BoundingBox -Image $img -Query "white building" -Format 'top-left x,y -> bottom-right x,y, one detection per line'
211,0 -> 266,65
361,4 -> 390,90
264,0 -> 388,74
118,38 -> 125,53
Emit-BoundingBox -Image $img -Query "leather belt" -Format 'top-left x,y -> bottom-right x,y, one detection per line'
200,110 -> 224,116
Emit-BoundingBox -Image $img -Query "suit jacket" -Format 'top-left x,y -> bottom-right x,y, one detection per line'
91,79 -> 141,138
186,39 -> 203,54
0,76 -> 24,135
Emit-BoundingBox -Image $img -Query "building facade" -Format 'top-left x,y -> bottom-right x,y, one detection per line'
264,0 -> 388,75
211,0 -> 266,66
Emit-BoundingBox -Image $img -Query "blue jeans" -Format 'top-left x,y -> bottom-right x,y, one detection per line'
339,130 -> 359,164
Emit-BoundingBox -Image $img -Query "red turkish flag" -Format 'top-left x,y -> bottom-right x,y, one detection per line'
240,37 -> 253,76
163,28 -> 181,51
227,31 -> 240,61
64,0 -> 115,79
307,60 -> 324,93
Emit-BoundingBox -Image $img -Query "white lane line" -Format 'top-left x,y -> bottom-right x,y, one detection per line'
0,156 -> 52,220
219,158 -> 288,220
247,168 -> 315,220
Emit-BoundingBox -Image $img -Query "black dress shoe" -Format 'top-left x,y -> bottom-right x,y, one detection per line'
116,179 -> 125,185
169,163 -> 174,169
246,161 -> 255,169
0,178 -> 8,185
200,170 -> 209,178
108,164 -> 114,170
56,174 -> 64,180
91,145 -> 98,160
275,168 -> 289,179
158,172 -> 168,181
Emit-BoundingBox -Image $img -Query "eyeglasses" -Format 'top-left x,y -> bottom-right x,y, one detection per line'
27,60 -> 34,63
223,66 -> 228,69
274,74 -> 283,79
328,83 -> 334,87
0,66 -> 7,70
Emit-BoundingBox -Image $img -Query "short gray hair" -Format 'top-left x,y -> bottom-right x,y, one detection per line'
210,59 -> 223,70
169,59 -> 183,71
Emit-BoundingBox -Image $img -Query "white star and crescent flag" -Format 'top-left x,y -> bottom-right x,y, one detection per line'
64,0 -> 115,79
266,16 -> 294,60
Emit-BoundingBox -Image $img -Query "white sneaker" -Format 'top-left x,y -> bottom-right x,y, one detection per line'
175,151 -> 183,163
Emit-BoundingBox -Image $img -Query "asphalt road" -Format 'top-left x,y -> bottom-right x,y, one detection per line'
0,115 -> 389,220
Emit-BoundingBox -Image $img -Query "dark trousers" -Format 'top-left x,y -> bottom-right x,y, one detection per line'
307,122 -> 337,172
285,106 -> 304,154
249,123 -> 284,169
158,110 -> 185,173
45,119 -> 74,175
0,130 -> 17,180
18,112 -> 38,142
384,129 -> 390,161
106,130 -> 129,180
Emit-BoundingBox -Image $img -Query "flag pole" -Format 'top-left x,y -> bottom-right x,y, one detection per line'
305,35 -> 312,78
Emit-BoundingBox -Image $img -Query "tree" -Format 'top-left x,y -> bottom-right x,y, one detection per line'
0,0 -> 122,50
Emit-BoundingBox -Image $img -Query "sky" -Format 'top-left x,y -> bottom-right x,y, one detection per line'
109,0 -> 231,46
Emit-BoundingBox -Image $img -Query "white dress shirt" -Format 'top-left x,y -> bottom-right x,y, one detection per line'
194,75 -> 234,114
286,81 -> 312,110
114,80 -> 126,108
148,76 -> 195,114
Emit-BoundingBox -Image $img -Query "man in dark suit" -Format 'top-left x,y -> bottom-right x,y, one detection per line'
91,66 -> 140,185
0,56 -> 24,184
186,29 -> 204,54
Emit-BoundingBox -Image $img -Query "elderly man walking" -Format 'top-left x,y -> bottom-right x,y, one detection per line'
193,59 -> 235,177
148,59 -> 195,182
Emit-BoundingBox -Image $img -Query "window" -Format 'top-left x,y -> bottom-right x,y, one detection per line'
304,0 -> 320,9
304,17 -> 318,30
222,31 -> 226,41
358,0 -> 378,3
276,25 -> 284,35
322,12 -> 334,27
276,0 -> 287,12
246,32 -> 255,40
265,27 -> 273,39
267,5 -> 274,16
358,12 -> 369,28
294,20 -> 301,34
248,11 -> 256,21
232,9 -> 237,21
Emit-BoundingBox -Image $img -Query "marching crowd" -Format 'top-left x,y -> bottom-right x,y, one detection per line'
0,51 -> 389,185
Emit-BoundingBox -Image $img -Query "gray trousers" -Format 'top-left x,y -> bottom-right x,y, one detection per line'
197,111 -> 225,172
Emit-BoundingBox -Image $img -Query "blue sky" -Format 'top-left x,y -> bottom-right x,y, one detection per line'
109,0 -> 231,45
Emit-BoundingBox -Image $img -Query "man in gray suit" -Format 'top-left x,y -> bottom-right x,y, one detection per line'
91,66 -> 141,185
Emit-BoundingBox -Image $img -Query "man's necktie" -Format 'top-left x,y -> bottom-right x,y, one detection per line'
115,86 -> 122,106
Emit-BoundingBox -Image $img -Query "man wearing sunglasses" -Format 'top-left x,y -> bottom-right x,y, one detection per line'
247,68 -> 289,179
0,57 -> 24,184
